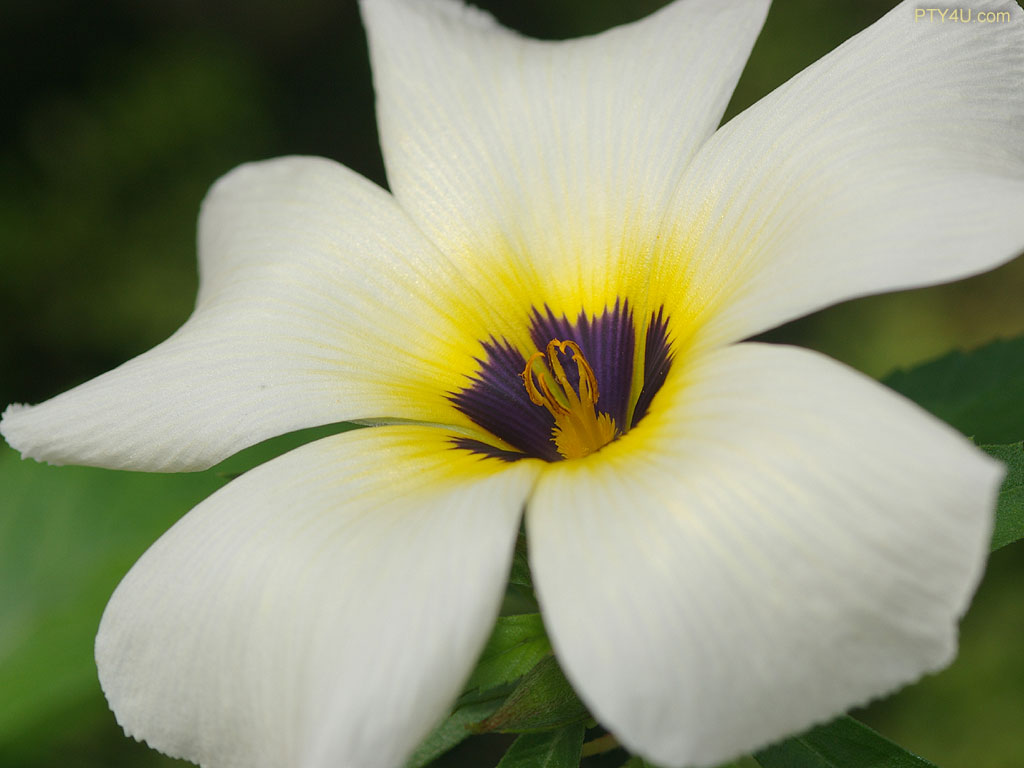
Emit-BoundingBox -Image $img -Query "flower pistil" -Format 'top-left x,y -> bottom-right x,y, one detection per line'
521,339 -> 617,459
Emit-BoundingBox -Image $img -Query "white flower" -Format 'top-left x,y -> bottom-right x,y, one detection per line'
3,0 -> 1024,766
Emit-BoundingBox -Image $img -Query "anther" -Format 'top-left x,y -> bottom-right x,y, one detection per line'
520,339 -> 617,459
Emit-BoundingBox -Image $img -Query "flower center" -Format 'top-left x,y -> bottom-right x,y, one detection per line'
521,339 -> 617,459
448,302 -> 674,463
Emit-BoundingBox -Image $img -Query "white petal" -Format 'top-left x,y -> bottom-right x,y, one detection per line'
656,0 -> 1024,344
2,156 -> 493,471
527,343 -> 1002,768
96,426 -> 540,768
361,0 -> 769,315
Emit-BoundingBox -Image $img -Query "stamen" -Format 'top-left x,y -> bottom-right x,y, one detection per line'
520,339 -> 617,459
523,351 -> 569,416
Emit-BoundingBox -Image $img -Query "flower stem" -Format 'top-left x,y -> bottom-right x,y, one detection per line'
581,733 -> 620,757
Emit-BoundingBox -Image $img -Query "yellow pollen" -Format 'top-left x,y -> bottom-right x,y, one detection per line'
520,339 -> 617,460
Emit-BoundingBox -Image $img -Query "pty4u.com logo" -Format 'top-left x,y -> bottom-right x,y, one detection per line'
914,7 -> 1013,22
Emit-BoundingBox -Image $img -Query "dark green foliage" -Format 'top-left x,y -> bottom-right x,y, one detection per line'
477,657 -> 590,734
405,700 -> 507,768
466,614 -> 553,694
754,716 -> 938,768
983,443 -> 1024,550
495,725 -> 586,768
883,338 -> 1024,445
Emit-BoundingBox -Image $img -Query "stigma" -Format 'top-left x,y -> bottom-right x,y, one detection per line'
521,339 -> 617,459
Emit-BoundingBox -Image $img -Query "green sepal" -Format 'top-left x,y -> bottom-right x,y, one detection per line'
477,655 -> 590,734
465,613 -> 552,694
984,442 -> 1024,550
754,715 -> 938,768
882,336 -> 1024,445
403,698 -> 505,768
495,723 -> 586,768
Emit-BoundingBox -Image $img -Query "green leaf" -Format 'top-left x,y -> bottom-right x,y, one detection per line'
478,655 -> 590,734
404,699 -> 505,768
496,724 -> 586,768
465,613 -> 552,693
618,755 -> 756,768
882,337 -> 1024,444
501,533 -> 539,615
984,442 -> 1024,550
509,545 -> 533,589
754,716 -> 938,768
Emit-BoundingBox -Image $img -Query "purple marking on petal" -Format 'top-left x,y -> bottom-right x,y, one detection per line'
449,338 -> 562,461
632,306 -> 674,427
449,437 -> 528,463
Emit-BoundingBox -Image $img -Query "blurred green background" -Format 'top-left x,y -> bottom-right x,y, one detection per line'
1,0 -> 1022,766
